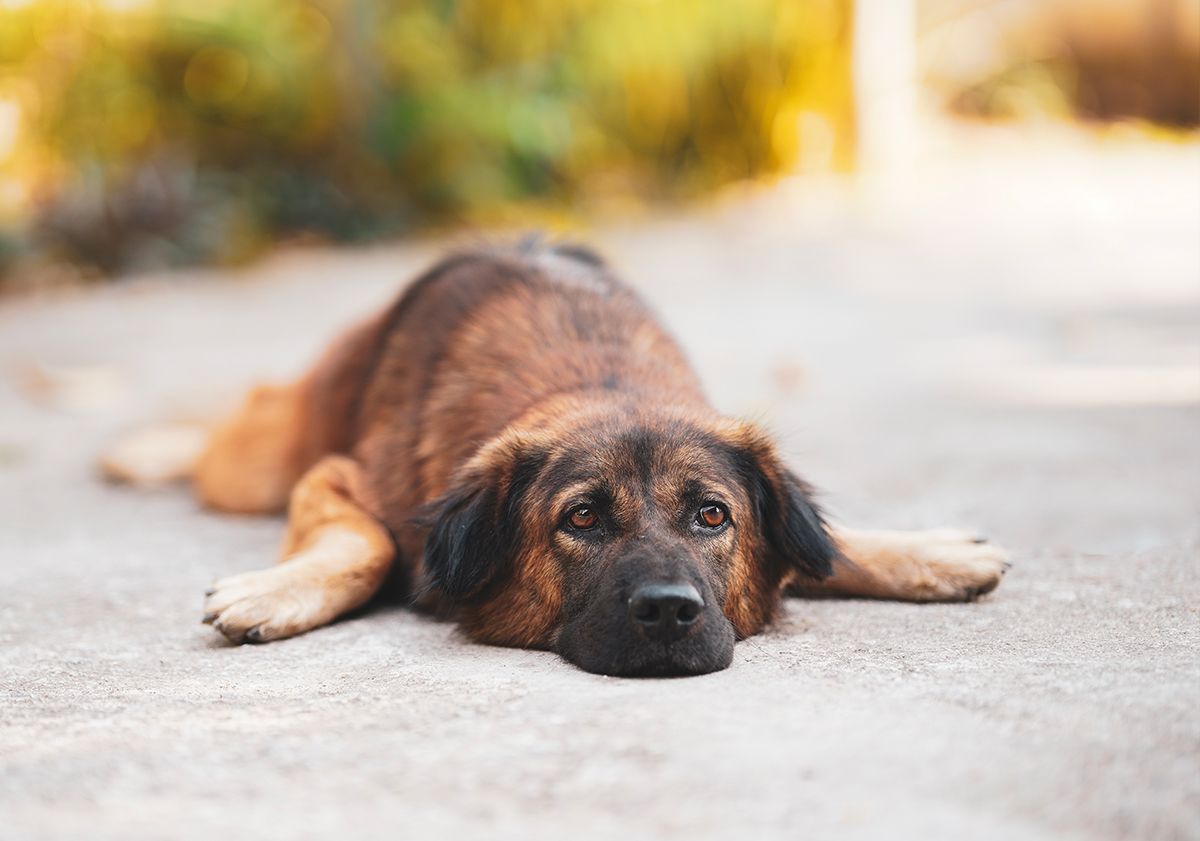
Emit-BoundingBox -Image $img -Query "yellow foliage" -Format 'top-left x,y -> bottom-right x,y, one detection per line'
0,0 -> 854,275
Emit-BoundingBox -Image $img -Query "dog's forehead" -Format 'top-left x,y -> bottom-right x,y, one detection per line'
542,421 -> 740,497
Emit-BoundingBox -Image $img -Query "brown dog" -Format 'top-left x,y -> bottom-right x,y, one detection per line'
104,243 -> 1008,675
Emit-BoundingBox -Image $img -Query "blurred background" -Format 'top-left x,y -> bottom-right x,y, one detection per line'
2,4 -> 1199,840
1,0 -> 851,283
0,0 -> 1195,287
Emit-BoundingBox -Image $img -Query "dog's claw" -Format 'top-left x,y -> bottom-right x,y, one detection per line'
202,611 -> 218,624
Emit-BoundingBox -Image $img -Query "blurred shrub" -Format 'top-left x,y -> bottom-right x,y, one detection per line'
922,0 -> 1199,128
0,0 -> 852,282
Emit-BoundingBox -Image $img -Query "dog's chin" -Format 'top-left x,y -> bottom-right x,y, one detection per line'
556,615 -> 736,678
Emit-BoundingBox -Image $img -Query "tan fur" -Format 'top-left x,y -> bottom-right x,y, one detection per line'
202,455 -> 394,643
794,527 -> 1009,602
194,381 -> 311,514
719,424 -> 800,637
459,545 -> 565,649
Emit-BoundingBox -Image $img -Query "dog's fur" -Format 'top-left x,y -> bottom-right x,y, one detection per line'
104,244 -> 1008,675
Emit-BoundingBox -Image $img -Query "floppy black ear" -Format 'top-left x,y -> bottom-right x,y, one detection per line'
758,466 -> 836,580
419,447 -> 547,600
735,442 -> 836,580
421,483 -> 506,599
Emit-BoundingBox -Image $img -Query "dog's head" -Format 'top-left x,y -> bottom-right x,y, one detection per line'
420,407 -> 834,676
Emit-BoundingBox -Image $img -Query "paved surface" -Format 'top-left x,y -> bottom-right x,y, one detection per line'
2,130 -> 1198,840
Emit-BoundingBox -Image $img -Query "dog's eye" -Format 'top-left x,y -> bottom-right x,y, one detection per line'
696,503 -> 728,529
567,507 -> 598,530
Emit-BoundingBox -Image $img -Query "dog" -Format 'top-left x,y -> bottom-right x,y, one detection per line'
103,243 -> 1009,676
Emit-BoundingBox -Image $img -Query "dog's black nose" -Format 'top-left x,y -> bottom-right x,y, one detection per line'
629,582 -> 704,642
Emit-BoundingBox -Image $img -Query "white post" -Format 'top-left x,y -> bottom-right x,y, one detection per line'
852,0 -> 919,178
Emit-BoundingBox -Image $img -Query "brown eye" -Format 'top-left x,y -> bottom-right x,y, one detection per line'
697,504 -> 727,529
568,507 -> 598,530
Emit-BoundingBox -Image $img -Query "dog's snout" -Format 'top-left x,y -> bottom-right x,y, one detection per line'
629,582 -> 704,642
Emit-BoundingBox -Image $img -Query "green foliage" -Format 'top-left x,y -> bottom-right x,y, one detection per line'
0,0 -> 851,278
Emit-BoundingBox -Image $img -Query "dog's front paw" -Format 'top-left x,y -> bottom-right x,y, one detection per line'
894,529 -> 1010,601
202,564 -> 330,644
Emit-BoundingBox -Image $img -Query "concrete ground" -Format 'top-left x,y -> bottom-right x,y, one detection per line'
1,129 -> 1198,840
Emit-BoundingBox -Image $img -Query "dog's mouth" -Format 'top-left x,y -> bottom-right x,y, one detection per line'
559,635 -> 736,677
555,587 -> 737,677
599,641 -> 736,678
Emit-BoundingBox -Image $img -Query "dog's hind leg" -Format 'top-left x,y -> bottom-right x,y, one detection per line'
192,379 -> 315,514
203,454 -> 395,643
101,377 -> 313,514
790,526 -> 1010,602
103,312 -> 387,513
100,421 -> 210,488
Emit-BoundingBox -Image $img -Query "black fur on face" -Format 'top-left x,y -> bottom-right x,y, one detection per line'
727,439 -> 837,583
419,443 -> 549,600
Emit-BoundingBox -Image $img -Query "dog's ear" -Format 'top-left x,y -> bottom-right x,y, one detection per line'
419,440 -> 548,600
731,430 -> 836,581
756,464 -> 836,580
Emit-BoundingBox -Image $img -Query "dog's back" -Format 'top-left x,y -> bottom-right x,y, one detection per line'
323,244 -> 706,536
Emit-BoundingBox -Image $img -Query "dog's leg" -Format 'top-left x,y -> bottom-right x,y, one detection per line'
193,380 -> 313,514
203,455 -> 394,643
100,421 -> 210,487
790,527 -> 1010,602
101,379 -> 311,514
